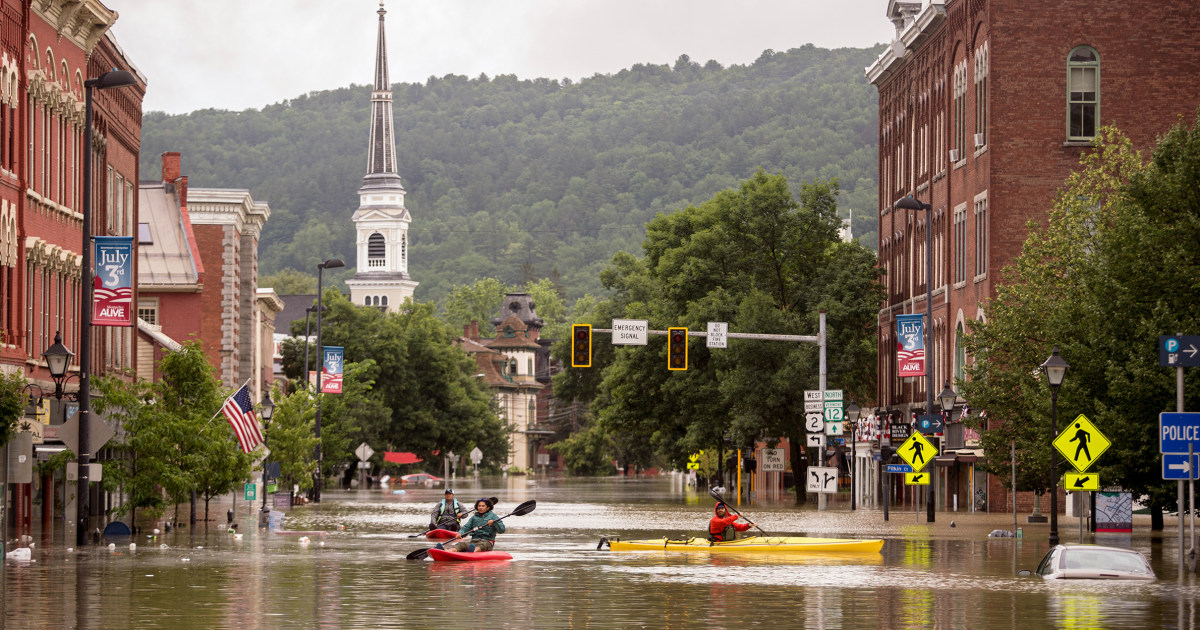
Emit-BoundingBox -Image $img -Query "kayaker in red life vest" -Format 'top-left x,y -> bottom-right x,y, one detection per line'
709,502 -> 753,542
441,498 -> 505,552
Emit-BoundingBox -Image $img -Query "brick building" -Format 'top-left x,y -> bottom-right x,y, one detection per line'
138,151 -> 278,398
869,0 -> 1200,513
0,1 -> 144,538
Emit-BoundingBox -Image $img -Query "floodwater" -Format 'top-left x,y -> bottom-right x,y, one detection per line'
2,475 -> 1198,629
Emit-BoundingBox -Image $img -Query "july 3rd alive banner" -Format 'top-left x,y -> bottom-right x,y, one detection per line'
320,346 -> 344,394
93,236 -> 133,326
896,314 -> 925,377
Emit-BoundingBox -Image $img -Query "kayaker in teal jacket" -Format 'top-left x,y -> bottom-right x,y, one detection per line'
442,498 -> 506,552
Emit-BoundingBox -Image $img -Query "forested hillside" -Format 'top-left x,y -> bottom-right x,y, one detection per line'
139,44 -> 883,305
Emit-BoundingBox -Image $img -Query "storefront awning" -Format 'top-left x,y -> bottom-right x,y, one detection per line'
384,452 -> 423,464
934,455 -> 957,466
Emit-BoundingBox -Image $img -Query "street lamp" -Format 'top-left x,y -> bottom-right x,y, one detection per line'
846,401 -> 861,510
313,258 -> 344,503
77,69 -> 139,546
895,195 -> 937,523
42,332 -> 75,400
938,381 -> 957,415
260,392 -> 275,514
1040,347 -> 1069,546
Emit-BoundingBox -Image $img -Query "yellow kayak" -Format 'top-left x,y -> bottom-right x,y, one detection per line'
601,535 -> 884,553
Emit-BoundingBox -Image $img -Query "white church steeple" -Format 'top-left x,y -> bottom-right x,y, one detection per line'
346,0 -> 418,311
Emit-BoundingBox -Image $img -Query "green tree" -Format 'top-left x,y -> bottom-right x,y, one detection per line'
441,278 -> 510,335
313,359 -> 391,485
260,267 -> 317,295
0,370 -> 25,448
266,387 -> 319,495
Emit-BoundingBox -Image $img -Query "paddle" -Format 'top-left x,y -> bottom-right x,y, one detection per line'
406,499 -> 536,560
408,497 -> 499,537
708,488 -> 769,538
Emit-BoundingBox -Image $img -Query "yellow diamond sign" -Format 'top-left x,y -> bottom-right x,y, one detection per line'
905,471 -> 931,486
1053,414 -> 1110,472
897,432 -> 938,472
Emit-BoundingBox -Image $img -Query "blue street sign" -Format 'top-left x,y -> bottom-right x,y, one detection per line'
1162,453 -> 1200,480
1159,412 -> 1200,453
1159,335 -> 1200,367
885,464 -> 914,474
917,414 -> 944,435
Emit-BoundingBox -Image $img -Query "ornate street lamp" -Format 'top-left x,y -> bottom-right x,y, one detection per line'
895,195 -> 937,523
313,258 -> 344,503
42,332 -> 75,400
1040,347 -> 1069,546
939,381 -> 957,414
260,392 -> 275,514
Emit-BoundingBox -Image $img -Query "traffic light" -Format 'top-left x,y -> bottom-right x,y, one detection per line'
571,324 -> 592,368
667,327 -> 688,371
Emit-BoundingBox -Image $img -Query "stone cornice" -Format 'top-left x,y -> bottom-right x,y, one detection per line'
32,0 -> 118,55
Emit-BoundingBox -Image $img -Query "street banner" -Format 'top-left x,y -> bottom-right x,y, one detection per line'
93,236 -> 133,326
321,346 -> 344,394
896,314 -> 925,377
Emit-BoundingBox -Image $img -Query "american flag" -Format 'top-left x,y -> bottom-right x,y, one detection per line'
222,385 -> 264,453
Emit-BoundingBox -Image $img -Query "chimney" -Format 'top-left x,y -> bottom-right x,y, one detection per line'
162,151 -> 181,183
470,320 -> 479,339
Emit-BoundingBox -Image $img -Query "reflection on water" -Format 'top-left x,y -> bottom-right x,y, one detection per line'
0,475 -> 1196,629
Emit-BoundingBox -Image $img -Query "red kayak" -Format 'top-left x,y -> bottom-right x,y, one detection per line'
427,548 -> 512,562
426,529 -> 459,540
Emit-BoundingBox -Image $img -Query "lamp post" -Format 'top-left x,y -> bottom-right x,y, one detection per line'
260,392 -> 275,514
77,69 -> 139,545
847,402 -> 861,510
42,332 -> 75,400
895,195 -> 936,523
313,258 -> 344,503
1040,347 -> 1069,546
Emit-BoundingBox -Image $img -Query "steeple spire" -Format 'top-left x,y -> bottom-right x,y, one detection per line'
364,0 -> 403,189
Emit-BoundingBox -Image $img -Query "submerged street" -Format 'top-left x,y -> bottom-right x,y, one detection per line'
2,476 -> 1198,629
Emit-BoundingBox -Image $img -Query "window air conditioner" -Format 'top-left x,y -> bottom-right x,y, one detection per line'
949,149 -> 960,162
974,133 -> 985,147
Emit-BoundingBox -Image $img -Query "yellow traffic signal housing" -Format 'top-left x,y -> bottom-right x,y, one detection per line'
571,324 -> 592,367
668,327 -> 688,371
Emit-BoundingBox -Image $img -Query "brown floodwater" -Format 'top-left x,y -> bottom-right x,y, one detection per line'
1,475 -> 1197,629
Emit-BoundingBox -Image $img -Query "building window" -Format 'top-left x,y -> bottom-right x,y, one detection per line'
953,59 -> 968,162
953,204 -> 967,283
368,233 -> 386,268
974,194 -> 988,278
381,295 -> 388,307
954,323 -> 966,382
1067,46 -> 1099,140
974,41 -> 988,148
137,299 -> 158,325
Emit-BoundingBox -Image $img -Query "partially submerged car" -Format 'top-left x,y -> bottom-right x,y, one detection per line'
1022,544 -> 1155,580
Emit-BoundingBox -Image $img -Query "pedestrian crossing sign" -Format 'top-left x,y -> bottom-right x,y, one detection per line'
905,472 -> 930,486
897,432 -> 938,472
1052,414 -> 1110,472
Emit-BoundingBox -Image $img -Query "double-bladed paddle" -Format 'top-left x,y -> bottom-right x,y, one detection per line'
709,488 -> 769,538
406,499 -> 536,560
408,496 -> 499,537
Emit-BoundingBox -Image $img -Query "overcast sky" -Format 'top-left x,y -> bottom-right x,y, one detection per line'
107,0 -> 897,115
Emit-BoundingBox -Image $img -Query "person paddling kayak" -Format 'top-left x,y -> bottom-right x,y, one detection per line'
429,488 -> 466,532
709,501 -> 753,542
439,498 -> 506,552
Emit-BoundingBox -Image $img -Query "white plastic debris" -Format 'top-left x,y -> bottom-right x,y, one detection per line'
6,548 -> 31,561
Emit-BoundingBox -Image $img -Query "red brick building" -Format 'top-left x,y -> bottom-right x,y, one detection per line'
869,0 -> 1200,513
0,1 -> 144,537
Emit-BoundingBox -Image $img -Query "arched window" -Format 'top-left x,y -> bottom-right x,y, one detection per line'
1067,46 -> 1099,140
381,295 -> 388,307
954,323 -> 966,382
364,295 -> 371,306
368,233 -> 386,268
